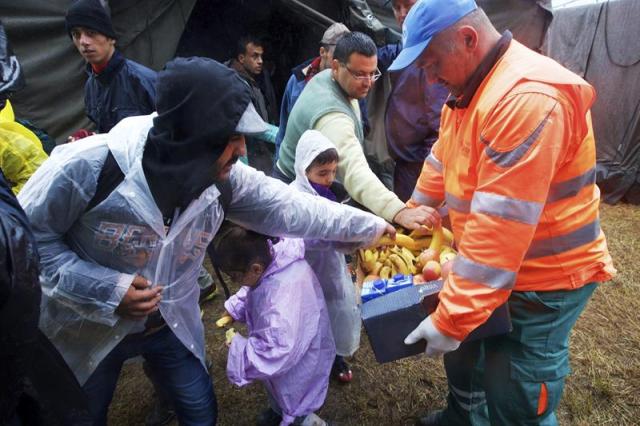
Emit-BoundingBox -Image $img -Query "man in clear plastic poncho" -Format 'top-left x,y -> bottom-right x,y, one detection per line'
18,57 -> 394,426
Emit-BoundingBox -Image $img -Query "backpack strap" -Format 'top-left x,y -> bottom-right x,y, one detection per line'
85,150 -> 124,213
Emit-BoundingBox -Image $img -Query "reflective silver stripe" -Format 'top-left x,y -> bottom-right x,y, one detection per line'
482,106 -> 554,168
450,384 -> 486,412
471,191 -> 543,225
547,167 -> 596,203
450,384 -> 486,400
453,255 -> 516,290
426,153 -> 443,174
455,399 -> 487,412
445,192 -> 471,214
525,219 -> 600,260
411,190 -> 444,207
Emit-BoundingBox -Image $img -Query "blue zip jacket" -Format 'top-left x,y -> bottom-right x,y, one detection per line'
378,42 -> 449,163
84,50 -> 157,133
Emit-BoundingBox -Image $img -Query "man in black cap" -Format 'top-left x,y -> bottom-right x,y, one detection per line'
65,0 -> 156,134
19,56 -> 394,426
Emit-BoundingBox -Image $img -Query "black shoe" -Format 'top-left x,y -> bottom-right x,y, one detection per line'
145,397 -> 176,426
256,407 -> 282,426
331,355 -> 353,383
415,409 -> 444,426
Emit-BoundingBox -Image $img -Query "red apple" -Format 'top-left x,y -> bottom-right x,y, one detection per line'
422,260 -> 441,281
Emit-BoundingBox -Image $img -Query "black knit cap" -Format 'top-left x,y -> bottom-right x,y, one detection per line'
65,0 -> 117,40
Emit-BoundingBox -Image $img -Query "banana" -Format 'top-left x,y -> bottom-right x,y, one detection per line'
378,248 -> 389,262
408,225 -> 433,239
428,226 -> 445,254
373,234 -> 417,250
399,247 -> 417,275
379,266 -> 392,280
401,247 -> 416,262
389,253 -> 410,275
442,227 -> 454,244
372,261 -> 384,276
225,328 -> 236,346
358,249 -> 366,264
215,313 -> 233,328
363,249 -> 378,273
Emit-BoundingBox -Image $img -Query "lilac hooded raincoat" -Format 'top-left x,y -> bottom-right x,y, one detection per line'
226,238 -> 335,425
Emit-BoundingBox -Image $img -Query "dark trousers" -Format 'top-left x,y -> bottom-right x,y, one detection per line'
83,327 -> 216,426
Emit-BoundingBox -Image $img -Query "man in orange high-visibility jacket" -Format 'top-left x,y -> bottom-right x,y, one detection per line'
389,1 -> 616,425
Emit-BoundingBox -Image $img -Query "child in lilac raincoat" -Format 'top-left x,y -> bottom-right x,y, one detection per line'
290,130 -> 363,383
216,225 -> 335,426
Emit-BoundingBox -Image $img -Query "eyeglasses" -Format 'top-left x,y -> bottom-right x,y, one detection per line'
340,63 -> 382,82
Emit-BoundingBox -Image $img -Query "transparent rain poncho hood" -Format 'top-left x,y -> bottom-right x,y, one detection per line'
18,115 -> 388,384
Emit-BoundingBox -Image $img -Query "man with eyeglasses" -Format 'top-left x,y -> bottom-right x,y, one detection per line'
275,31 -> 440,232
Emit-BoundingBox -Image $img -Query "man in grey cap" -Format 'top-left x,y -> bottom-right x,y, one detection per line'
273,23 -> 353,163
19,57 -> 394,425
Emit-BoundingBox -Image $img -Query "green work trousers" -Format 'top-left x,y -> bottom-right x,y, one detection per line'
439,282 -> 597,426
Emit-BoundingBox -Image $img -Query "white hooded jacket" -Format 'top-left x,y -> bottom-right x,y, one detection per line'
290,130 -> 368,356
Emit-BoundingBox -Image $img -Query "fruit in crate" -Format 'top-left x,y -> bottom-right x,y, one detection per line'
358,225 -> 457,282
422,260 -> 442,281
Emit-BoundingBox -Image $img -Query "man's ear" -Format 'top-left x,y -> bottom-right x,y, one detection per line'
238,53 -> 246,64
459,26 -> 478,51
331,58 -> 340,76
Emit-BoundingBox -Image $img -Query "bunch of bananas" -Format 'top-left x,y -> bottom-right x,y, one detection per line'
359,225 -> 457,282
359,245 -> 418,280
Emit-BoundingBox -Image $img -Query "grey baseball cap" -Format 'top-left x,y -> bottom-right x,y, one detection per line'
321,22 -> 351,45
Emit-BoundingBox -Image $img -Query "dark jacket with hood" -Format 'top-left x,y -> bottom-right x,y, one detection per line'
0,170 -> 90,425
85,50 -> 157,133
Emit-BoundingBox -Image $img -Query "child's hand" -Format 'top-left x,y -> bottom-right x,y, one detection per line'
216,312 -> 234,328
225,328 -> 237,347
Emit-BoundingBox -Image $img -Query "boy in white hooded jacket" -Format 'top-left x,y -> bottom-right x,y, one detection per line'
290,130 -> 363,382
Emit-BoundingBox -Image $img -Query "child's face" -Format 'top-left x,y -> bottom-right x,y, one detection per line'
225,263 -> 265,288
306,161 -> 338,188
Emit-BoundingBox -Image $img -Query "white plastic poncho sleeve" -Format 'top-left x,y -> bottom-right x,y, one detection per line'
18,140 -> 133,327
228,163 -> 388,246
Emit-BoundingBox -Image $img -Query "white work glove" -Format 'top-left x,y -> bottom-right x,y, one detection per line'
404,315 -> 461,357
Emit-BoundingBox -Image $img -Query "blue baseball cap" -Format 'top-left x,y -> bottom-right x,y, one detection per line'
389,0 -> 478,71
